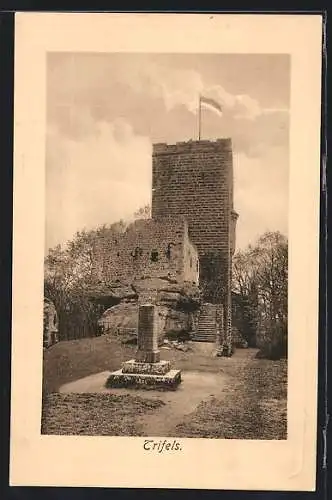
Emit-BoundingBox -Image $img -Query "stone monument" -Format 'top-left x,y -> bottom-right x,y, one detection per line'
106,304 -> 181,390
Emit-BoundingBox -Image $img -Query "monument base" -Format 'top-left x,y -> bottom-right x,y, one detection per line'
107,304 -> 182,390
106,368 -> 181,390
122,359 -> 171,375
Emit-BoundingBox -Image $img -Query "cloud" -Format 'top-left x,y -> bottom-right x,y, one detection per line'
46,55 -> 289,251
107,60 -> 290,155
233,147 -> 288,249
45,115 -> 152,250
49,54 -> 289,128
136,64 -> 289,157
125,61 -> 289,122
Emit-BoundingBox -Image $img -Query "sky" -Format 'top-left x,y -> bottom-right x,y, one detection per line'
46,53 -> 290,252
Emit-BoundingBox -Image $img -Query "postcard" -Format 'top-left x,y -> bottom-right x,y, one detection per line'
11,12 -> 322,490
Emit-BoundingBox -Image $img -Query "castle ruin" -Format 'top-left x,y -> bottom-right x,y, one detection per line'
93,138 -> 238,355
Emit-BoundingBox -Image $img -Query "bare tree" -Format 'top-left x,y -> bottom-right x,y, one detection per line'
44,218 -> 137,341
232,231 -> 288,358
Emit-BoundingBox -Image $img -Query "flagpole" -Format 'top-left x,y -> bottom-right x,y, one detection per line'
198,94 -> 201,141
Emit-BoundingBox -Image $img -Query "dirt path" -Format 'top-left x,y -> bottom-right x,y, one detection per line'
137,371 -> 228,436
174,350 -> 287,439
137,349 -> 258,437
60,369 -> 231,436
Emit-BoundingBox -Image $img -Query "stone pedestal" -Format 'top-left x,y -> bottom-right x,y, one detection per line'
106,304 -> 181,390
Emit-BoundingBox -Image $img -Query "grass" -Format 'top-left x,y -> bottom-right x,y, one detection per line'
42,335 -> 287,439
43,335 -> 136,394
42,335 -> 226,394
41,393 -> 165,436
175,357 -> 287,439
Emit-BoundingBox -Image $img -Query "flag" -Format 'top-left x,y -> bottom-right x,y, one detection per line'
200,95 -> 223,116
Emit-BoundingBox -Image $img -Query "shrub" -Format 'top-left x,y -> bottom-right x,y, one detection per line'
256,322 -> 287,360
165,329 -> 191,342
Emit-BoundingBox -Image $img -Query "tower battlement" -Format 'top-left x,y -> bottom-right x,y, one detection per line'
153,138 -> 232,156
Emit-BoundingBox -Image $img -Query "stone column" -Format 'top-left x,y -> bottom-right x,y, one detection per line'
106,303 -> 181,389
135,304 -> 161,363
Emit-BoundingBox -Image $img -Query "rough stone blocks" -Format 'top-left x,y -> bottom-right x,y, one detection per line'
122,359 -> 171,375
106,369 -> 181,390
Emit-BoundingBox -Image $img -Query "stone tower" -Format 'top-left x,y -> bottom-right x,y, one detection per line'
151,139 -> 238,353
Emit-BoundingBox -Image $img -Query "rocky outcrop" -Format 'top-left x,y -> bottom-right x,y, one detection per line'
43,298 -> 59,348
87,282 -> 138,307
95,276 -> 201,343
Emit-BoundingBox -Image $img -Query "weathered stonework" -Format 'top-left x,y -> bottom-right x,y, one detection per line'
152,140 -> 236,266
122,359 -> 171,375
96,286 -> 200,345
92,217 -> 199,286
106,369 -> 181,390
135,304 -> 160,363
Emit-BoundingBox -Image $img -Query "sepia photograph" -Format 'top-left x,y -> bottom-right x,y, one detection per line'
11,13 -> 322,490
42,52 -> 289,440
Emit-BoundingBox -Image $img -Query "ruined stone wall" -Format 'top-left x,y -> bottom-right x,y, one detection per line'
92,217 -> 199,286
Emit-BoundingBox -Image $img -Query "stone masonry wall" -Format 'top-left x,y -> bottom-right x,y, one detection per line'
91,217 -> 199,286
